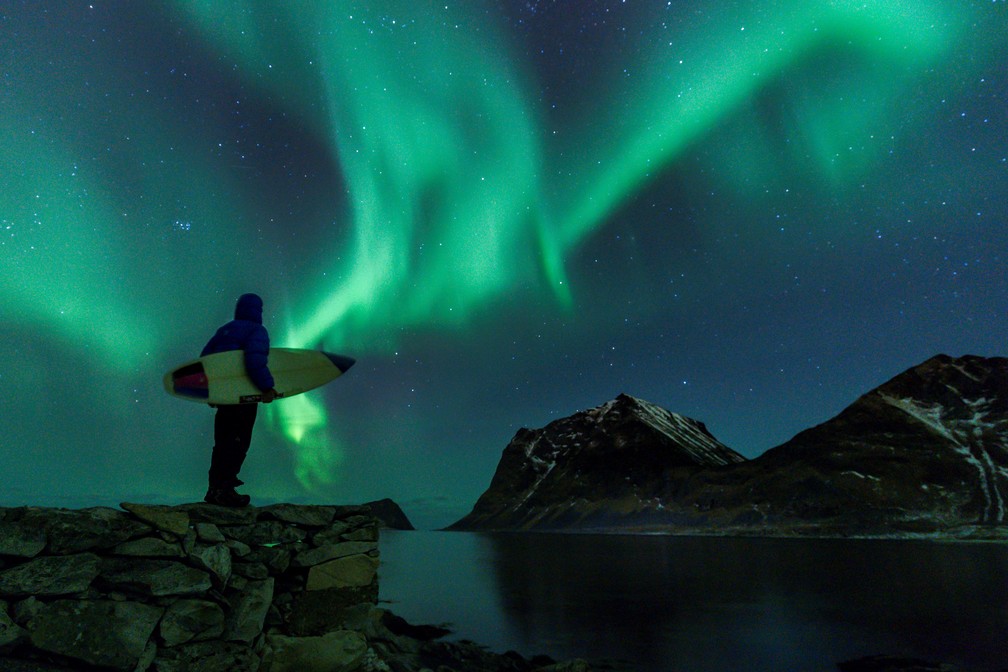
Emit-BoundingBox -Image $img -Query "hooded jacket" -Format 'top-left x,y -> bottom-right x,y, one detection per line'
201,293 -> 275,391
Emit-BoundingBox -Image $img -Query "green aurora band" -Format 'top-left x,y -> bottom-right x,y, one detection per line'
173,0 -> 966,490
1,1 -> 975,491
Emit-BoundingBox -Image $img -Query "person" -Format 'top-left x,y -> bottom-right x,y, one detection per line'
201,293 -> 278,507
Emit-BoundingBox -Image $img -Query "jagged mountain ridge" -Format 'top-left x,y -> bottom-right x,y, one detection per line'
447,393 -> 746,531
449,354 -> 1008,536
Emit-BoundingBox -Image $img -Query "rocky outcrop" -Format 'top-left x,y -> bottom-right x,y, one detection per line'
0,503 -> 606,672
450,355 -> 1008,537
363,499 -> 416,531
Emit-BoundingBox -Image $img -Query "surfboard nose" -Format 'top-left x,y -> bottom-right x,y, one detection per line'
324,353 -> 356,373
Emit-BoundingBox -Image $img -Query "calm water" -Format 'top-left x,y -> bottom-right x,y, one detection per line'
378,531 -> 1008,672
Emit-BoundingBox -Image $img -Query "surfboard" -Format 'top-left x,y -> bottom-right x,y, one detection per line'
163,348 -> 355,405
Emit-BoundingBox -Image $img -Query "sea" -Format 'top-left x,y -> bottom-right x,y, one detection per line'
377,530 -> 1008,672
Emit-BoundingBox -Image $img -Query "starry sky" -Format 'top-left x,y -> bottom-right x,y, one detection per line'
2,1 -> 1006,529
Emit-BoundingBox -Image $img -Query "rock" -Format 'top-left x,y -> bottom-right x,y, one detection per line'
196,522 -> 227,543
153,640 -> 261,672
189,543 -> 232,588
137,640 -> 158,671
287,587 -> 378,637
21,507 -> 151,554
28,599 -> 162,671
113,536 -> 184,558
120,503 -> 191,537
245,546 -> 291,574
0,522 -> 46,558
293,541 -> 378,568
224,521 -> 307,547
101,558 -> 212,596
340,526 -> 379,542
12,596 -> 43,627
260,504 -> 336,527
224,577 -> 273,642
159,599 -> 226,647
226,539 -> 253,557
306,554 -> 379,591
0,553 -> 100,597
263,630 -> 367,672
233,562 -> 270,580
176,503 -> 259,526
0,605 -> 27,651
312,521 -> 350,546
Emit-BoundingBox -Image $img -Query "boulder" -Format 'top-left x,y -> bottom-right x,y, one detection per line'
306,554 -> 379,591
340,526 -> 379,542
312,521 -> 350,546
159,599 -> 226,647
226,539 -> 252,557
0,553 -> 100,597
224,577 -> 273,642
286,586 -> 378,637
263,630 -> 367,672
245,546 -> 291,574
100,558 -> 212,596
113,536 -> 184,558
11,596 -> 43,627
0,604 -> 27,651
293,541 -> 378,568
152,640 -> 261,672
21,508 -> 151,554
188,543 -> 232,587
0,522 -> 46,558
195,522 -> 227,543
28,599 -> 162,671
176,503 -> 259,526
119,503 -> 191,537
224,521 -> 307,547
232,562 -> 270,580
259,504 -> 336,527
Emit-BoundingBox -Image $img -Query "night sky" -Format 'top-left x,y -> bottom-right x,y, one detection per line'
2,1 -> 1006,529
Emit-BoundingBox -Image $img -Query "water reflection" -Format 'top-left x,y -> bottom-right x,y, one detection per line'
378,532 -> 1008,671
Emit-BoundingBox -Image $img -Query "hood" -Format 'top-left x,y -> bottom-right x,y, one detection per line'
234,293 -> 264,323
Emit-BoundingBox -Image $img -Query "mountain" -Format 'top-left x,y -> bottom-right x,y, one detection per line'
447,393 -> 746,531
449,355 -> 1008,536
363,498 -> 415,530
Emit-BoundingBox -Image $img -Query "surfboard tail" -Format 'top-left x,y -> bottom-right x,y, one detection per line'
324,353 -> 356,373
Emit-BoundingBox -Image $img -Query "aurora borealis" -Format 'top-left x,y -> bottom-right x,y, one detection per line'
2,2 -> 1006,528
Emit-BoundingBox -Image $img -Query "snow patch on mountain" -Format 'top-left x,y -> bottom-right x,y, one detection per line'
881,393 -> 1006,523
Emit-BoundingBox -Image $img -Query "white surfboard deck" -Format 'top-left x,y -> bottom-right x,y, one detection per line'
164,347 -> 355,405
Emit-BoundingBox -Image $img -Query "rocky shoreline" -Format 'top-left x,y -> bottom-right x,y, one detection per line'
0,504 -> 995,672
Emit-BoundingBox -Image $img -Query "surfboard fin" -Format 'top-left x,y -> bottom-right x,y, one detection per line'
324,353 -> 356,373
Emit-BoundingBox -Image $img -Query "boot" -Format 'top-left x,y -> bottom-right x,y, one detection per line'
204,487 -> 251,508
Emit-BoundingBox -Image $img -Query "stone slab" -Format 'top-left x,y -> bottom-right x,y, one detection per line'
119,502 -> 191,537
264,630 -> 367,672
28,599 -> 162,671
0,553 -> 100,597
306,554 -> 379,591
0,522 -> 46,558
100,558 -> 212,596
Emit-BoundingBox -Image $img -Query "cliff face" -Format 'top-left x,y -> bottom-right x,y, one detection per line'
450,355 -> 1008,537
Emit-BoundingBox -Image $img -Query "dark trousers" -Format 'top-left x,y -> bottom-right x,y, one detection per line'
209,404 -> 258,489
